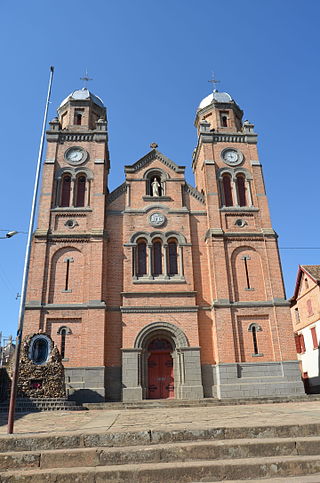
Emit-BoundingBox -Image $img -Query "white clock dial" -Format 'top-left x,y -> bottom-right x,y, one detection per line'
64,147 -> 88,165
224,150 -> 238,162
221,148 -> 243,166
69,150 -> 83,162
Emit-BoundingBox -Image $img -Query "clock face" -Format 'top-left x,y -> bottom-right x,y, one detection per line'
221,148 -> 243,166
64,147 -> 87,165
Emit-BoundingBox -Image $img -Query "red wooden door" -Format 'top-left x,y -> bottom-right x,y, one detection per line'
148,351 -> 174,399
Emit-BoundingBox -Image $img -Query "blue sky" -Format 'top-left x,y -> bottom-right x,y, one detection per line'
1,0 -> 319,337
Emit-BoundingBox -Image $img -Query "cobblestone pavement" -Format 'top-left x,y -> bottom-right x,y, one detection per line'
1,400 -> 320,436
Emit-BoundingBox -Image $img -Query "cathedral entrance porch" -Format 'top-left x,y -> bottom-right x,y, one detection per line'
121,322 -> 203,402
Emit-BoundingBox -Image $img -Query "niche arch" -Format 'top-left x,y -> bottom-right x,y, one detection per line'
48,247 -> 84,303
231,246 -> 266,301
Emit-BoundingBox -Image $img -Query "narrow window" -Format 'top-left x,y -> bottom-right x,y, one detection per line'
294,333 -> 301,353
241,255 -> 251,289
75,175 -> 86,207
168,239 -> 178,275
65,259 -> 70,291
220,111 -> 228,127
60,328 -> 67,359
295,307 -> 300,323
61,175 -> 71,207
307,299 -> 313,316
248,323 -> 261,355
152,240 -> 162,276
137,241 -> 147,276
74,110 -> 83,125
311,327 -> 318,349
58,327 -> 71,359
252,326 -> 259,354
236,175 -> 247,206
222,174 -> 233,206
295,333 -> 306,353
305,278 -> 309,289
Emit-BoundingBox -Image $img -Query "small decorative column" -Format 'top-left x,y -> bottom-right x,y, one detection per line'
246,179 -> 253,207
178,246 -> 184,277
71,176 -> 76,207
147,244 -> 153,278
232,177 -> 238,207
163,244 -> 169,278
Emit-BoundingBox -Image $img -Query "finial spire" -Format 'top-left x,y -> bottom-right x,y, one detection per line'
80,68 -> 93,88
208,72 -> 220,93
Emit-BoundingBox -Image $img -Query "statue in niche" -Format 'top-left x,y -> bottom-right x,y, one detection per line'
151,178 -> 161,197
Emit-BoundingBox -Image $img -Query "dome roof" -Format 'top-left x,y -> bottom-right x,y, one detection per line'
58,88 -> 104,109
198,90 -> 233,110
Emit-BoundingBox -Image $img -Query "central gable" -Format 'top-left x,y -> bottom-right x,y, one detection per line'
124,149 -> 185,175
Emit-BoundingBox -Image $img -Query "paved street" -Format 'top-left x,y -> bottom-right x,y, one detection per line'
1,400 -> 320,436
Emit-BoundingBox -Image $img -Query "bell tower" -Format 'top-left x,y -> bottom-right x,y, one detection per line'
193,90 -> 303,398
24,88 -> 109,402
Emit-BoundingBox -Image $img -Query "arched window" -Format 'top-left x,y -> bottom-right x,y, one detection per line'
152,239 -> 162,276
220,111 -> 228,127
168,239 -> 178,275
137,240 -> 147,276
57,326 -> 71,360
236,175 -> 247,207
61,175 -> 72,207
75,175 -> 86,207
222,174 -> 233,206
74,109 -> 83,125
248,323 -> 262,356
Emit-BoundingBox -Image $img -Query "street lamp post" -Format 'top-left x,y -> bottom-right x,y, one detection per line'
7,66 -> 54,434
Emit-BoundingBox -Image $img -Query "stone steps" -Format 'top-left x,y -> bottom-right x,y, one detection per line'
2,455 -> 320,482
1,423 -> 320,481
1,436 -> 320,471
83,394 -> 320,410
0,398 -> 84,412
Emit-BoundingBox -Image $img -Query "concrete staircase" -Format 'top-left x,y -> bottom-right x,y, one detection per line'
2,422 -> 320,481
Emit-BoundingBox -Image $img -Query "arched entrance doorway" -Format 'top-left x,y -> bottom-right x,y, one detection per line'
147,338 -> 174,399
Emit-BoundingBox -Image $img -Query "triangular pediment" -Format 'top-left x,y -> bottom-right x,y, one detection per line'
292,265 -> 320,301
124,149 -> 185,174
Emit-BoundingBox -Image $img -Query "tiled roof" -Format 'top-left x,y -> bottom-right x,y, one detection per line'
302,265 -> 320,282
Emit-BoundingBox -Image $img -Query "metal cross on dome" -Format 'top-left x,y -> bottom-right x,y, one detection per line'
208,72 -> 220,92
80,69 -> 93,88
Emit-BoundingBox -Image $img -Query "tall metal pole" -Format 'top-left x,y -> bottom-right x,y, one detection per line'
7,66 -> 55,434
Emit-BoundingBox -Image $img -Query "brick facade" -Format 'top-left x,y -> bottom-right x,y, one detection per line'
23,88 -> 304,402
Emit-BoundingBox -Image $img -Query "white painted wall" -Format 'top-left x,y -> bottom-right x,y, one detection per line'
298,319 -> 320,378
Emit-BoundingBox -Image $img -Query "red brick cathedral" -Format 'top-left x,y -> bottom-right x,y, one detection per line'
24,88 -> 303,402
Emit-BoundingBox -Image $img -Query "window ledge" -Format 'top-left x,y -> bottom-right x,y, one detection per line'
142,196 -> 172,202
220,207 -> 259,212
51,207 -> 92,212
245,288 -> 255,291
133,277 -> 186,284
252,353 -> 264,357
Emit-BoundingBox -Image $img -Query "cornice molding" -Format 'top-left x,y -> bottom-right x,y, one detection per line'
120,306 -> 198,313
25,301 -> 106,310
